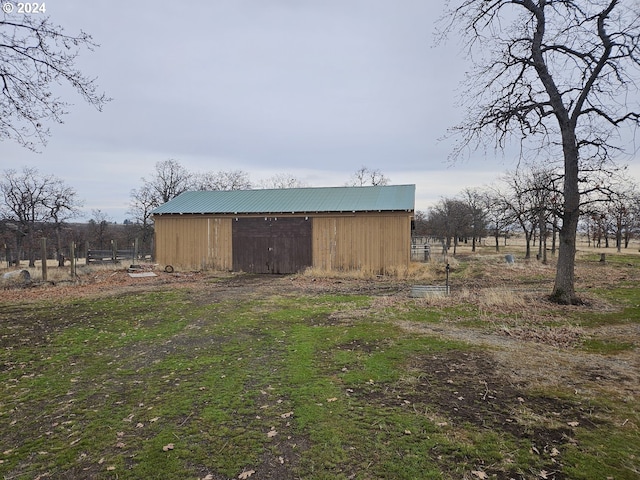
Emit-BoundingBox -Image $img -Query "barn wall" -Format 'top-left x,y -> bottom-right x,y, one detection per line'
154,216 -> 232,271
312,213 -> 411,274
154,212 -> 411,274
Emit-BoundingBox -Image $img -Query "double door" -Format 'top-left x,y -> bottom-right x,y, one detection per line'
232,217 -> 312,274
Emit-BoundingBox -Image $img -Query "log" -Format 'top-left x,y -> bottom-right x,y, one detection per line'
2,269 -> 31,285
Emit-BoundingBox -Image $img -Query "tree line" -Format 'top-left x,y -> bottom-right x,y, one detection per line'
418,164 -> 640,261
3,158 -> 638,270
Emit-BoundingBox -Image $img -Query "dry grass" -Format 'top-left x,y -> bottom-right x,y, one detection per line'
0,261 -> 126,283
456,286 -> 531,310
301,258 -> 457,282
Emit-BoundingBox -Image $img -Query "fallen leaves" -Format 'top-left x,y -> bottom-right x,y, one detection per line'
238,469 -> 255,479
162,443 -> 174,451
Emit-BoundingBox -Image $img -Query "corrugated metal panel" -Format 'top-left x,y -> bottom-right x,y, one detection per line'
151,185 -> 415,215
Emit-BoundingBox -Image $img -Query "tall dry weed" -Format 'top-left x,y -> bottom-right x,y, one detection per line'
302,261 -> 451,281
454,286 -> 530,312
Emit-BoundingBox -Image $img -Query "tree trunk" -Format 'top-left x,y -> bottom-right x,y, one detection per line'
524,230 -> 532,259
552,130 -> 580,304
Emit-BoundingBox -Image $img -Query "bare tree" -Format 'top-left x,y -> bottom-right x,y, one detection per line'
194,170 -> 252,191
412,210 -> 429,237
1,4 -> 109,150
143,159 -> 193,204
460,188 -> 488,252
500,169 -> 540,260
626,190 -> 640,248
127,184 -> 158,256
602,178 -> 639,252
44,178 -> 82,266
441,1 -> 640,304
426,198 -> 472,256
0,167 -> 81,266
483,189 -> 513,252
87,209 -> 111,250
258,173 -> 307,189
128,159 -> 192,253
347,166 -> 390,186
529,167 -> 563,264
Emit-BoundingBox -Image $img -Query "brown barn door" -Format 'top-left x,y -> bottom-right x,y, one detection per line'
232,217 -> 312,274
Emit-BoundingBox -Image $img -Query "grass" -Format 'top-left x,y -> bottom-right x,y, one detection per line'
1,253 -> 639,479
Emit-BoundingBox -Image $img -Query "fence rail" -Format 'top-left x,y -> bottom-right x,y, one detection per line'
87,249 -> 135,265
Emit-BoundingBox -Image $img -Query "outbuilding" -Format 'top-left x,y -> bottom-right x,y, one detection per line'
151,184 -> 415,274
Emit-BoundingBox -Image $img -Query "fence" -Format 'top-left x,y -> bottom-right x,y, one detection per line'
86,249 -> 135,265
411,243 -> 431,262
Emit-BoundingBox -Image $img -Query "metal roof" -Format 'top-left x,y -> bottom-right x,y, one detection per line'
151,184 -> 415,215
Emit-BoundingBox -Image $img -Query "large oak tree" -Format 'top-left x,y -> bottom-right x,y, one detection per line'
441,0 -> 640,303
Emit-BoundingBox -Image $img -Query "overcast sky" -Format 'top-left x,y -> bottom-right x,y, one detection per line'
3,1 -> 639,222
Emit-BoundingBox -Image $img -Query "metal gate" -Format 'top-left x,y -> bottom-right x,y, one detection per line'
232,217 -> 312,274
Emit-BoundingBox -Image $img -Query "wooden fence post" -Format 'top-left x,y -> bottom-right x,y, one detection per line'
70,241 -> 76,278
134,237 -> 139,264
41,238 -> 48,282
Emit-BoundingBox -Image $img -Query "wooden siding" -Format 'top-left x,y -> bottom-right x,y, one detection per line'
154,212 -> 411,274
154,216 -> 232,271
232,217 -> 312,274
312,214 -> 411,274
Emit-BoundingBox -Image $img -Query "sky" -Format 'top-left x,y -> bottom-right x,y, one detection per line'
2,0 -> 639,222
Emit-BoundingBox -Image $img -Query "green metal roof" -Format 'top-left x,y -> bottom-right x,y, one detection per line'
151,185 -> 415,215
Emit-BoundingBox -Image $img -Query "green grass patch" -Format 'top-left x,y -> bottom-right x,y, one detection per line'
1,278 -> 638,479
580,338 -> 635,354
